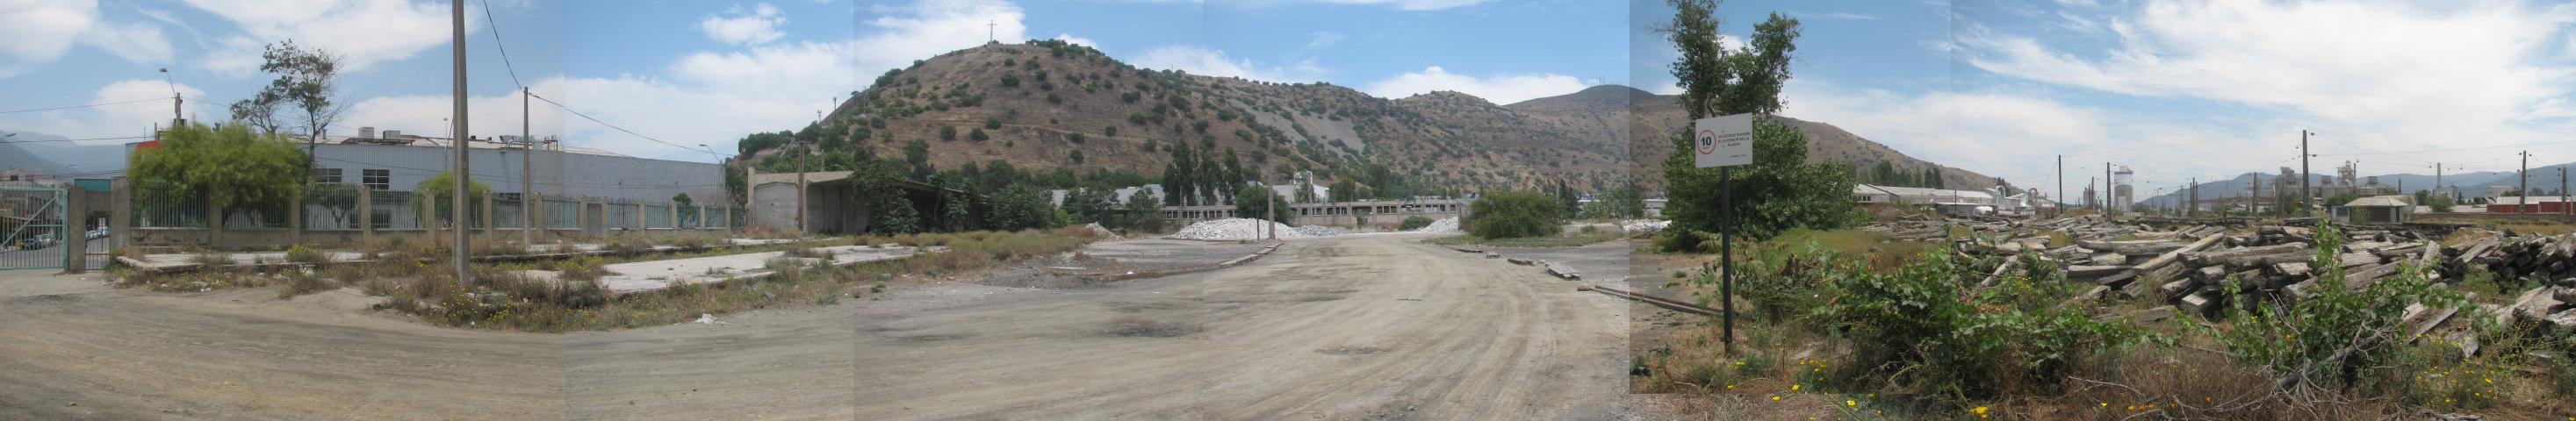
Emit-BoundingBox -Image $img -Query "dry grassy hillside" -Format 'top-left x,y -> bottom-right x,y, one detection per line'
738,40 -> 1997,195
1506,85 -> 2002,191
751,40 -> 1627,192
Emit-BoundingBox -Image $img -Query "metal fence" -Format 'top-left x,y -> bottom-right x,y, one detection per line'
493,197 -> 525,229
544,198 -> 580,229
643,204 -> 672,229
371,195 -> 421,230
605,201 -> 638,231
2,187 -> 68,269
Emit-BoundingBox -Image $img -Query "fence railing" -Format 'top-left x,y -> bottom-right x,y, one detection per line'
129,184 -> 738,233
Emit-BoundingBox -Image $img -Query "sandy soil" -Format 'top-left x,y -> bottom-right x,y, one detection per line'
0,232 -> 1644,420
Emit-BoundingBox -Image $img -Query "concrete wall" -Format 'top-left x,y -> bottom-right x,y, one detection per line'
312,143 -> 724,203
1159,199 -> 1469,228
751,182 -> 800,231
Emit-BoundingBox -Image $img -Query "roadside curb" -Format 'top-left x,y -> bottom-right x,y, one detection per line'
1086,241 -> 1283,282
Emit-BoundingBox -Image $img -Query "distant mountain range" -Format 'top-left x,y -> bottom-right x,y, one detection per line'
2133,163 -> 2572,208
0,131 -> 128,179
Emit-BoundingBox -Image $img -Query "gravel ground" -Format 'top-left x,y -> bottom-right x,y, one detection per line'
1414,217 -> 1462,233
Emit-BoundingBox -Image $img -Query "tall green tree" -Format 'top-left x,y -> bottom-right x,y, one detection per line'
1234,185 -> 1294,223
1658,4 -> 1859,250
129,123 -> 308,227
413,171 -> 492,225
253,40 -> 345,143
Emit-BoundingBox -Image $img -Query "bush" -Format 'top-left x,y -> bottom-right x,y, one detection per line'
1399,216 -> 1434,231
1464,191 -> 1562,239
984,117 -> 1002,129
284,244 -> 327,264
969,128 -> 989,141
1658,119 -> 1866,251
2204,222 -> 2472,392
939,125 -> 957,141
1811,250 -> 2150,398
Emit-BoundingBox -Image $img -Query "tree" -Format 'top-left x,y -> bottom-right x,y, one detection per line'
228,90 -> 287,135
129,123 -> 307,229
307,181 -> 360,229
1657,4 -> 1856,250
903,139 -> 932,181
671,193 -> 697,226
256,40 -> 346,144
988,184 -> 1066,232
1061,186 -> 1118,224
1125,188 -> 1166,232
1234,185 -> 1293,223
414,171 -> 492,226
1465,190 -> 1563,239
939,125 -> 958,141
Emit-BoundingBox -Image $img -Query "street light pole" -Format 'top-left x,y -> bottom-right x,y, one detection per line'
450,0 -> 472,286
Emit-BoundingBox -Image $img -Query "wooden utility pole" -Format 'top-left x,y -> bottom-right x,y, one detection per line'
2055,154 -> 2063,218
522,87 -> 535,246
2516,151 -> 2530,213
2299,130 -> 2312,217
449,0 -> 472,286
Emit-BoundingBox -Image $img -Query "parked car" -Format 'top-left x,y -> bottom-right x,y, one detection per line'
88,228 -> 106,239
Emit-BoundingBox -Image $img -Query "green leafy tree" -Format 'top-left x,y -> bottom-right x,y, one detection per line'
671,193 -> 696,226
988,184 -> 1066,232
1657,4 -> 1858,250
306,182 -> 360,229
1464,190 -> 1563,239
255,40 -> 346,143
1124,188 -> 1166,232
128,123 -> 307,230
1234,185 -> 1294,223
414,171 -> 491,225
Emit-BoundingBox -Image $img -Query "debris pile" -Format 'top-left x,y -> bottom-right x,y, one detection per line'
2445,233 -> 2576,286
1294,225 -> 1342,237
1620,219 -> 1671,237
1083,223 -> 1123,239
1168,218 -> 1306,240
1414,217 -> 1462,233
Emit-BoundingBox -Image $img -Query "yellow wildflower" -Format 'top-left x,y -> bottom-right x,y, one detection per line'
1846,400 -> 1857,407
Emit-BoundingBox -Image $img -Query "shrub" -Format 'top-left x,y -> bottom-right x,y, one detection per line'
1068,132 -> 1086,143
1399,216 -> 1434,231
2203,222 -> 2472,392
1000,73 -> 1020,87
984,117 -> 1002,129
276,272 -> 337,299
969,128 -> 989,141
939,125 -> 957,141
1810,250 -> 2150,398
1464,191 -> 1562,239
284,244 -> 327,264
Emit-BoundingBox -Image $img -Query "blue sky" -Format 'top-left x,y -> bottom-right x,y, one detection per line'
8,0 -> 2576,201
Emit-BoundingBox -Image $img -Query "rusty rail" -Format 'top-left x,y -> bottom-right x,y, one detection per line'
1583,283 -> 1723,317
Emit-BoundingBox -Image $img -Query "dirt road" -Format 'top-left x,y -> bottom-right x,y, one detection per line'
0,232 -> 1639,420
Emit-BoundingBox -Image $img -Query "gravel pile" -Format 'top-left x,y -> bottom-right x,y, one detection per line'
1414,217 -> 1462,233
1169,218 -> 1306,240
1620,219 -> 1671,236
1294,225 -> 1342,237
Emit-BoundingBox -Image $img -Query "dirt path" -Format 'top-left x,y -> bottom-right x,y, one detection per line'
0,232 -> 1640,420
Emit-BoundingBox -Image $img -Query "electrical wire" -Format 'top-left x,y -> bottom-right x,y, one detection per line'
0,97 -> 169,115
525,92 -> 727,158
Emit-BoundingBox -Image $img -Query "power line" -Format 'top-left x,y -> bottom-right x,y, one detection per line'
479,0 -> 524,89
2062,131 -> 2299,158
525,92 -> 726,158
0,135 -> 155,144
0,97 -> 169,115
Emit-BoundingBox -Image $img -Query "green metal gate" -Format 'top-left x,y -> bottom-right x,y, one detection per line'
1,187 -> 68,269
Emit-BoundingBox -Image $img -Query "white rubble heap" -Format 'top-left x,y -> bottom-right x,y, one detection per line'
1295,225 -> 1342,237
1414,217 -> 1463,233
1169,218 -> 1309,240
1621,219 -> 1671,236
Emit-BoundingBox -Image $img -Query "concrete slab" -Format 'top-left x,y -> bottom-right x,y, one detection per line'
594,246 -> 923,294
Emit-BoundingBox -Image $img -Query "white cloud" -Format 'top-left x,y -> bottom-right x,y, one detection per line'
1133,45 -> 1327,83
1052,33 -> 1097,48
1319,0 -> 1487,11
342,78 -> 570,144
81,19 -> 173,64
0,79 -> 205,142
700,3 -> 787,46
183,0 -> 461,76
1362,66 -> 1589,104
1962,0 -> 2576,133
1306,31 -> 1344,49
0,0 -> 97,78
853,0 -> 1026,75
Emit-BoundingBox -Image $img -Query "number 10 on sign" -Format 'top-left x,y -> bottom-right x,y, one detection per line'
1695,114 -> 1752,168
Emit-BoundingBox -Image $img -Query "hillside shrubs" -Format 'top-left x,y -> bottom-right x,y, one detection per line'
1464,191 -> 1562,239
1399,216 -> 1434,231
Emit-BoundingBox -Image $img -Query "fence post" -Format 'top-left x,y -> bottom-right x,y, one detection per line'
109,177 -> 130,252
667,202 -> 679,230
482,189 -> 495,238
359,187 -> 374,245
635,201 -> 645,232
290,188 -> 303,245
62,185 -> 86,273
530,191 -> 543,240
204,185 -> 220,249
424,194 -> 440,248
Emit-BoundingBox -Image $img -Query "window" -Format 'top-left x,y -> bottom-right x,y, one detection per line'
362,169 -> 390,190
314,168 -> 342,184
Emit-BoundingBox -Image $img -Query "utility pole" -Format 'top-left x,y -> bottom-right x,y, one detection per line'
2055,154 -> 2063,218
2299,130 -> 2312,218
2517,151 -> 2531,213
522,87 -> 534,246
2561,167 -> 2569,223
2188,177 -> 2197,218
2103,163 -> 2112,215
449,0 -> 471,286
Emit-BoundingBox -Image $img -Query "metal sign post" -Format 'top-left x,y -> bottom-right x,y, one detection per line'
1693,114 -> 1752,353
